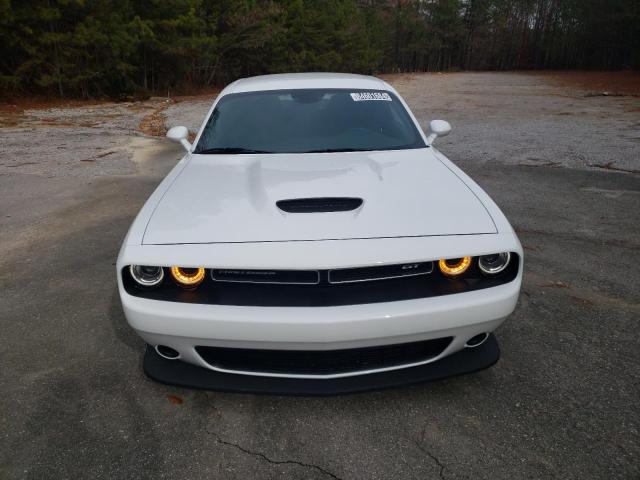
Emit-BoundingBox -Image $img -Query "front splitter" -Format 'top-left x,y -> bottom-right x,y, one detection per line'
143,335 -> 500,396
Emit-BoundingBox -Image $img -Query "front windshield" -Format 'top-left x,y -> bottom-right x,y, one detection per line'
194,89 -> 426,154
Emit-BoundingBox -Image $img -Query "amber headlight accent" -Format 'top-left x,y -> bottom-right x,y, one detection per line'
170,267 -> 205,288
129,265 -> 164,287
438,257 -> 472,277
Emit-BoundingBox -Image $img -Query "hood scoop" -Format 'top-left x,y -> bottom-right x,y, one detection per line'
276,197 -> 363,213
142,150 -> 498,244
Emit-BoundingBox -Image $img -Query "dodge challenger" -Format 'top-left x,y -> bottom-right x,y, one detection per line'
117,73 -> 522,394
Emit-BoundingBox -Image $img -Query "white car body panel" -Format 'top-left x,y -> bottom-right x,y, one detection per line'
119,231 -> 520,271
117,73 -> 523,382
142,149 -> 496,245
121,281 -> 519,379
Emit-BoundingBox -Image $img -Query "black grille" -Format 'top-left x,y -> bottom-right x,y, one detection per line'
329,261 -> 433,283
122,254 -> 520,307
212,268 -> 319,284
276,197 -> 363,213
195,337 -> 453,375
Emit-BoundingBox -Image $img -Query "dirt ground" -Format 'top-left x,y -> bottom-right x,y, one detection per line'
1,71 -> 638,178
1,72 -> 639,479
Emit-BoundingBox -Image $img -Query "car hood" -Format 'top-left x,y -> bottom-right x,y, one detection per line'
143,149 -> 496,245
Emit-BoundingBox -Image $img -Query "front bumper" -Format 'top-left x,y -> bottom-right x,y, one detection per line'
118,233 -> 522,391
143,334 -> 500,395
120,276 -> 518,384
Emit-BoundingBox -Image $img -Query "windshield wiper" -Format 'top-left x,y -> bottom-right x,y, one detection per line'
196,147 -> 273,154
304,148 -> 375,153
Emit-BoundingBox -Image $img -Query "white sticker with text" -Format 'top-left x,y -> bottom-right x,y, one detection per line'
350,92 -> 392,101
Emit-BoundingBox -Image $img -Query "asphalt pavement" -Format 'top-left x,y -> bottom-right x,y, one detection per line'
1,73 -> 639,479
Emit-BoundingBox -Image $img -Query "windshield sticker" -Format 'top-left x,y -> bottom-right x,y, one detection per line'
350,92 -> 392,102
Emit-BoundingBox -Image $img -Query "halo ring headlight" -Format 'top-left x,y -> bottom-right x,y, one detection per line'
438,257 -> 472,277
129,265 -> 164,287
170,267 -> 205,288
478,252 -> 511,275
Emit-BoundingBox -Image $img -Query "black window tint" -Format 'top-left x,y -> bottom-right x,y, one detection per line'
195,89 -> 426,154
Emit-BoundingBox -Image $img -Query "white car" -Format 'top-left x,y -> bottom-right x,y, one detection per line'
117,73 -> 522,394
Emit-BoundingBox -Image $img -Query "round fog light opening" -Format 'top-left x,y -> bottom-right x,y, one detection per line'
129,265 -> 164,287
170,266 -> 205,287
155,345 -> 180,359
466,333 -> 489,348
438,257 -> 472,277
478,252 -> 511,275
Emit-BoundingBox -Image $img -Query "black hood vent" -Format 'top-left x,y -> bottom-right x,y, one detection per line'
276,197 -> 363,213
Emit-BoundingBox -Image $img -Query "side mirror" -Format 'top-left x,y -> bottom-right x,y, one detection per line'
426,120 -> 452,146
166,126 -> 192,152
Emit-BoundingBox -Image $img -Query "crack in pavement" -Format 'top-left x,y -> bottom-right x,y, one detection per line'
412,427 -> 447,480
207,428 -> 343,480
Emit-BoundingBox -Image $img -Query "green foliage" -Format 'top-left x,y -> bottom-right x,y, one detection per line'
0,0 -> 637,98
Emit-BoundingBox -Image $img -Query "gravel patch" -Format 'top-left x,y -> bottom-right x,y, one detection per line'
163,97 -> 217,135
388,72 -> 639,172
1,73 -> 637,178
0,100 -> 166,177
157,72 -> 640,173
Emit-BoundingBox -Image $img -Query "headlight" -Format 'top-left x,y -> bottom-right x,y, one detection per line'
438,257 -> 472,277
129,265 -> 164,287
170,267 -> 205,288
478,252 -> 511,274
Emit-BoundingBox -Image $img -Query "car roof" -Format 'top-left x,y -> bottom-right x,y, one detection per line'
221,72 -> 391,95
